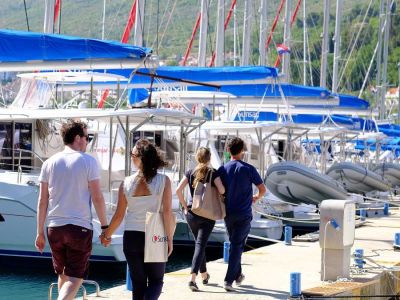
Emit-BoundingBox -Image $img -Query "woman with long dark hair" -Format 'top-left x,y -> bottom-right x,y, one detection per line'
176,147 -> 225,291
101,139 -> 173,300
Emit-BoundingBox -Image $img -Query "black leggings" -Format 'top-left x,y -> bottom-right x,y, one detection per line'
186,211 -> 215,274
123,231 -> 166,300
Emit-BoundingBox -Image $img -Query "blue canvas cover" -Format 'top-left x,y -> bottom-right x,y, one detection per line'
0,29 -> 151,62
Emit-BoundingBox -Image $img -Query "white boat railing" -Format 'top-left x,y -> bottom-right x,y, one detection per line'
48,280 -> 100,300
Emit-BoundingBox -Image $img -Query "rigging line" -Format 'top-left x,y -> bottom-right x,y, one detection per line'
105,0 -> 126,39
145,0 -> 153,49
23,0 -> 30,31
306,25 -> 314,86
157,0 -> 178,50
58,0 -> 62,34
338,0 -> 374,91
151,0 -> 171,49
156,0 -> 159,53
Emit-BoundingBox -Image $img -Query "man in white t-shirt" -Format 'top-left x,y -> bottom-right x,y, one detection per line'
35,120 -> 108,300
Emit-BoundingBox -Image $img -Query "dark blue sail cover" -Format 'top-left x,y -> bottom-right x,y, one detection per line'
0,29 -> 151,62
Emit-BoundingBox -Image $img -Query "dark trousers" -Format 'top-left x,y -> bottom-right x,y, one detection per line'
123,231 -> 165,300
186,211 -> 215,275
224,214 -> 252,284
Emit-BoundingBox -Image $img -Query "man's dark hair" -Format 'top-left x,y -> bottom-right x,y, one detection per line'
227,137 -> 244,156
60,120 -> 87,145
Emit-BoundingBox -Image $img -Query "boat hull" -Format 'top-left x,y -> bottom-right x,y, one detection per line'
266,161 -> 348,205
326,162 -> 391,193
372,163 -> 400,187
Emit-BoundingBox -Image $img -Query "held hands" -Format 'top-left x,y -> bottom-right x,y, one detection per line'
99,230 -> 111,247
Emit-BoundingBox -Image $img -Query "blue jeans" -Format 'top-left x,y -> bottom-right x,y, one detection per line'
123,231 -> 165,300
224,214 -> 252,284
186,211 -> 215,274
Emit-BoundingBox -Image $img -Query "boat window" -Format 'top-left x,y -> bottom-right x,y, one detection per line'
132,131 -> 162,148
0,214 -> 4,222
0,122 -> 33,171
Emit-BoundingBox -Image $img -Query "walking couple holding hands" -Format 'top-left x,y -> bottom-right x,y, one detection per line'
176,137 -> 266,292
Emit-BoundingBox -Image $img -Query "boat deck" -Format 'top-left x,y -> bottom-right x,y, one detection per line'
82,208 -> 400,299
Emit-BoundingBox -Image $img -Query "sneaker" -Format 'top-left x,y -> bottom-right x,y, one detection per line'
235,273 -> 245,286
224,282 -> 236,292
188,281 -> 199,292
202,273 -> 210,285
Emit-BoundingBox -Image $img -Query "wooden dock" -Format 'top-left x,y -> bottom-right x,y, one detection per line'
81,209 -> 400,299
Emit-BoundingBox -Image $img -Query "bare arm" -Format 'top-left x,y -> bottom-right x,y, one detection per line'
35,182 -> 49,253
162,176 -> 174,256
213,177 -> 225,195
253,183 -> 267,203
175,177 -> 189,212
102,182 -> 127,245
88,179 -> 108,227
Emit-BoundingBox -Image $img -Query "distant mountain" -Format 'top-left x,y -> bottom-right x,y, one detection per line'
0,0 -> 398,101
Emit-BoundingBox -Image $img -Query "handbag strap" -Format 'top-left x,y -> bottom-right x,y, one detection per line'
155,174 -> 166,213
207,168 -> 213,184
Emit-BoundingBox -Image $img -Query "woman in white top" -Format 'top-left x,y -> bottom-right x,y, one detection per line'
101,139 -> 173,300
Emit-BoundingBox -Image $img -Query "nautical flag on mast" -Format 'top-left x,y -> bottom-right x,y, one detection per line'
276,44 -> 291,55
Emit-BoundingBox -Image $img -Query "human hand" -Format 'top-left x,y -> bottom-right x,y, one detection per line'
167,239 -> 173,257
35,233 -> 46,253
252,195 -> 259,204
99,232 -> 111,247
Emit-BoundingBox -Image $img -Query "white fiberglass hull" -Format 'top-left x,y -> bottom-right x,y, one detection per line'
0,171 -> 125,262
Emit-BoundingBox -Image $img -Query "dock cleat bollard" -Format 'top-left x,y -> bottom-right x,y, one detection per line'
394,233 -> 400,250
289,272 -> 301,298
284,226 -> 292,245
223,241 -> 230,263
354,248 -> 364,269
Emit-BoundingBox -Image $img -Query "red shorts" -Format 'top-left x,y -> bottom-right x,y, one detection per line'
47,224 -> 93,279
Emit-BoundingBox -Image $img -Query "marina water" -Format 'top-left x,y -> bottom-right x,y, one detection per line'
0,247 -> 220,300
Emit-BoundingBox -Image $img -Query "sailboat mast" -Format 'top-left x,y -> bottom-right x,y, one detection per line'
380,0 -> 391,120
320,0 -> 330,88
134,0 -> 145,47
241,0 -> 252,66
282,0 -> 292,82
332,0 -> 343,93
198,0 -> 208,66
102,0 -> 106,40
233,5 -> 237,66
44,0 -> 55,33
259,0 -> 268,66
376,0 -> 385,118
215,0 -> 225,66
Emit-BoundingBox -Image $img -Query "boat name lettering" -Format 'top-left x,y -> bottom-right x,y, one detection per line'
237,111 -> 259,118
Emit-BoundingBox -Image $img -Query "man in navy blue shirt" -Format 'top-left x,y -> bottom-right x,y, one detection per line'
218,137 -> 266,291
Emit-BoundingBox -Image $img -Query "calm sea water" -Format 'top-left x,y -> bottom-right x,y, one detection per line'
0,247 -> 222,300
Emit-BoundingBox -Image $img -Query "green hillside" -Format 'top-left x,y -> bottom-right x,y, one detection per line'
0,0 -> 398,102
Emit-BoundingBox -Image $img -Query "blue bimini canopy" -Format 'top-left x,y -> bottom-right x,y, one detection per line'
0,29 -> 152,71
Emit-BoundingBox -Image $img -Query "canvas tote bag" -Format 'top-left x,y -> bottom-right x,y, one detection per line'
191,169 -> 226,220
144,175 -> 174,263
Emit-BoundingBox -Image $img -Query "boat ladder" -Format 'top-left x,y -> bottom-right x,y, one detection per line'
48,280 -> 100,300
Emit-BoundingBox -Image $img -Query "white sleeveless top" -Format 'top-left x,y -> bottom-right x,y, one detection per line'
124,172 -> 166,232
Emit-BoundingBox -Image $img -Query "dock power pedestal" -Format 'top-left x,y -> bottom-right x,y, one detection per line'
319,200 -> 355,281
